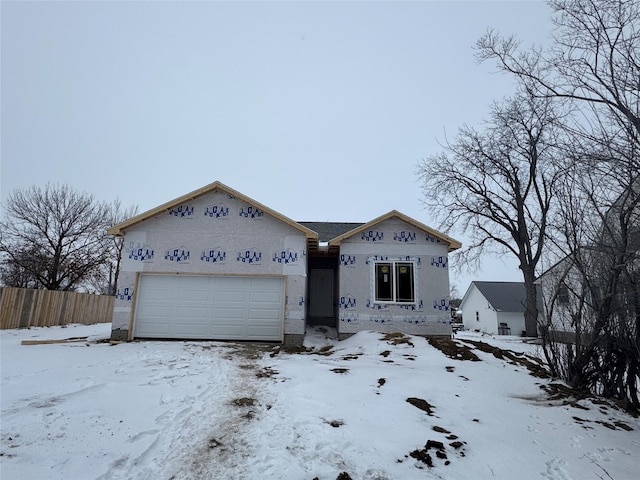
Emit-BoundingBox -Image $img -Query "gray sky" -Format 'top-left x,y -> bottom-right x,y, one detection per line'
1,0 -> 553,295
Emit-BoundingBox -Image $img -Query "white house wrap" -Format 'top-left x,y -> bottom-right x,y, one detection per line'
108,181 -> 461,345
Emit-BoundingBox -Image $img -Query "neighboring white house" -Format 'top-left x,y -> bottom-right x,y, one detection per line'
460,281 -> 538,336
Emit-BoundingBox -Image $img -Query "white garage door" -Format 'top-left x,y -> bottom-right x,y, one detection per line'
133,274 -> 284,341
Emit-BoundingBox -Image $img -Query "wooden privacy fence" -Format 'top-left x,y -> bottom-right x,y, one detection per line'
0,287 -> 114,329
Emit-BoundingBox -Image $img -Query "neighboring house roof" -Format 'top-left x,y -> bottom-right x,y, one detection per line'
327,210 -> 462,252
107,180 -> 318,239
464,281 -> 542,312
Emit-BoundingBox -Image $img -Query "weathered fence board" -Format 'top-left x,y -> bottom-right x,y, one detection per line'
0,287 -> 114,329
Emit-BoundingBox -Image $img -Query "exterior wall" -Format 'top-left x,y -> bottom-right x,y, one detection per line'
111,190 -> 307,341
460,285 -> 499,333
496,311 -> 526,336
336,218 -> 452,336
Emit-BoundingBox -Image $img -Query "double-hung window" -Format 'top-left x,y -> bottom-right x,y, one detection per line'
374,261 -> 415,304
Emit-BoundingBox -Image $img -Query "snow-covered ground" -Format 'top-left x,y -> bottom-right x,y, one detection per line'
1,324 -> 638,480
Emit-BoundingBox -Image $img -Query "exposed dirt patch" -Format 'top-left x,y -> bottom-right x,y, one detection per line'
380,350 -> 392,357
432,426 -> 450,434
314,345 -> 335,356
406,397 -> 436,416
573,415 -> 633,431
341,354 -> 362,361
255,366 -> 278,379
427,337 -> 481,362
208,438 -> 222,449
330,368 -> 349,374
381,332 -> 414,347
405,432 -> 467,469
223,342 -> 277,360
322,418 -> 345,428
461,339 -> 549,378
232,397 -> 256,407
540,382 -> 595,409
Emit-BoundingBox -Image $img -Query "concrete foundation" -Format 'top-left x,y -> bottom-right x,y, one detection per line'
110,329 -> 129,342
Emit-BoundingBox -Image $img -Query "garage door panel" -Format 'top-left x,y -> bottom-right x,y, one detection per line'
133,274 -> 284,341
139,288 -> 176,302
248,307 -> 281,320
174,323 -> 209,336
247,325 -> 281,337
136,322 -> 172,336
213,307 -> 245,319
177,289 -> 211,302
210,324 -> 246,337
214,290 -> 246,302
175,305 -> 209,319
250,291 -> 283,303
137,305 -> 174,317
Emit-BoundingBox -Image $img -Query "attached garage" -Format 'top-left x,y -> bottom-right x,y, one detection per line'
132,274 -> 285,341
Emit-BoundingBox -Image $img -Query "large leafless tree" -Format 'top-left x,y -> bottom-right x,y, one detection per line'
419,94 -> 566,336
0,184 -> 111,291
476,0 -> 640,411
477,0 -> 640,139
540,121 -> 639,411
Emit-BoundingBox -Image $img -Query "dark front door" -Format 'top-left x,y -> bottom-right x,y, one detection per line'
308,267 -> 336,326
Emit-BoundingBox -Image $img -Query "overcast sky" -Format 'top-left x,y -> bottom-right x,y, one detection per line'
1,0 -> 554,295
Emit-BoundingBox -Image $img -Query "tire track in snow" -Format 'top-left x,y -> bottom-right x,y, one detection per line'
97,342 -> 272,480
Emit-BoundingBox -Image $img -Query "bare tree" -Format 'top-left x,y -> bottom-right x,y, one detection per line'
0,184 -> 111,291
418,93 -> 566,336
102,199 -> 138,295
540,123 -> 639,412
474,0 -> 640,412
477,0 -> 640,138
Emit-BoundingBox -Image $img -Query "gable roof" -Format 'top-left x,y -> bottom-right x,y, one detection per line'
298,222 -> 365,243
107,180 -> 318,239
326,210 -> 462,252
466,281 -> 542,312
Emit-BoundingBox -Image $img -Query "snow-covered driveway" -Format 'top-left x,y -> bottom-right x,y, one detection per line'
1,324 -> 273,479
2,324 -> 639,480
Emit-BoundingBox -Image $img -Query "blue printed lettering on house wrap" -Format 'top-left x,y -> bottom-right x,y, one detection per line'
431,256 -> 448,268
393,230 -> 416,242
400,300 -> 424,311
169,205 -> 194,217
367,299 -> 389,310
340,313 -> 359,324
128,243 -> 154,262
433,298 -> 450,311
403,316 -> 427,325
239,206 -> 263,219
273,249 -> 298,264
400,256 -> 421,266
361,230 -> 383,242
339,296 -> 356,309
204,204 -> 229,218
370,315 -> 392,324
425,233 -> 442,244
115,286 -> 134,301
340,254 -> 356,266
201,249 -> 226,263
366,255 -> 388,265
165,247 -> 190,262
237,249 -> 262,264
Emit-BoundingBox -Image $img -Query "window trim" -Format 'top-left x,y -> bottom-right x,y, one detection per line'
373,260 -> 417,305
